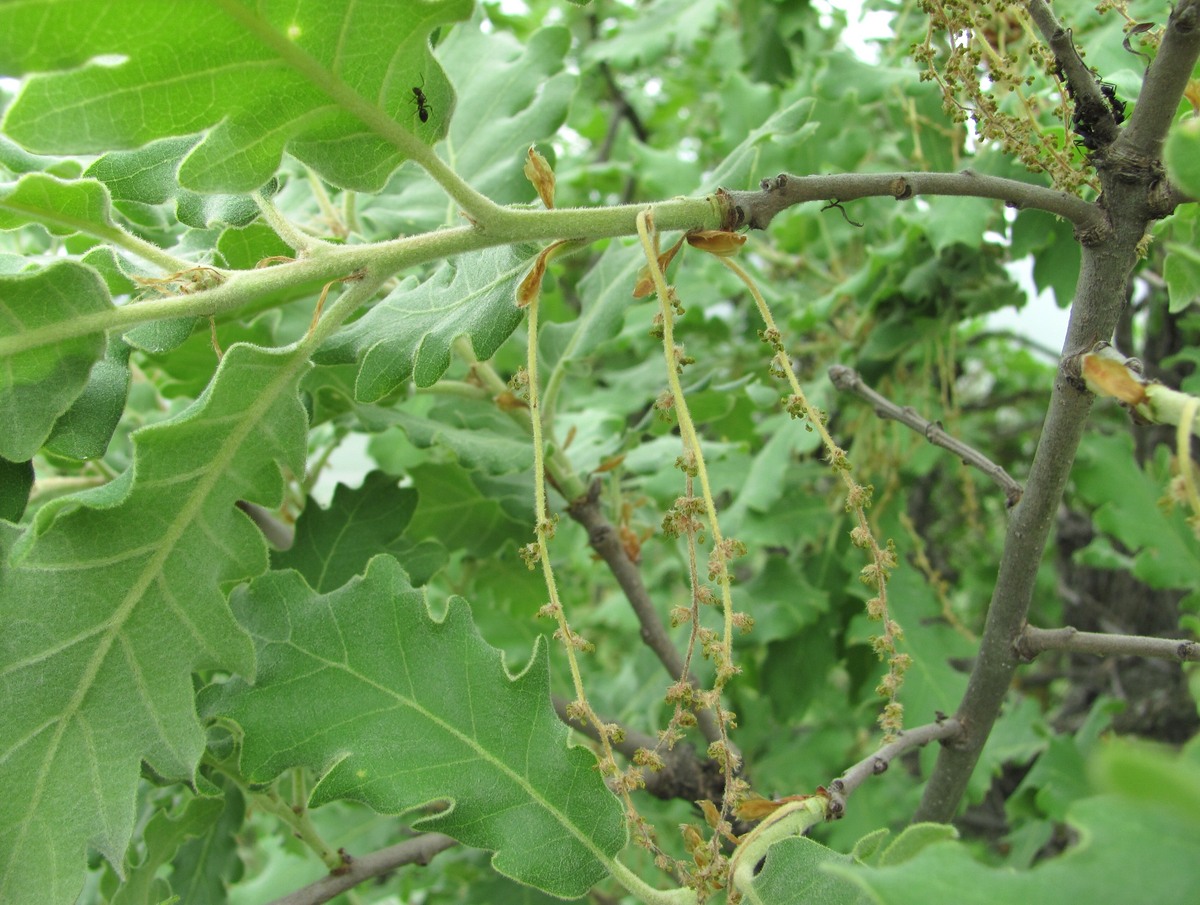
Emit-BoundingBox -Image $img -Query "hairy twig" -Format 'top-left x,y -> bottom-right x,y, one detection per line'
566,482 -> 725,747
829,365 -> 1024,508
1015,625 -> 1200,663
722,170 -> 1105,233
266,834 -> 457,905
825,718 -> 964,819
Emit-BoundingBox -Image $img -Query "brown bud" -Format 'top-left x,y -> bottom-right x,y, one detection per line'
523,144 -> 556,208
686,229 -> 746,257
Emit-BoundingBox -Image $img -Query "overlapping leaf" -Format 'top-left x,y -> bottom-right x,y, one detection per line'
742,836 -> 870,905
203,556 -> 627,898
316,245 -> 533,399
0,343 -> 309,905
0,260 -> 113,460
0,0 -> 473,193
271,470 -> 447,591
107,796 -> 225,905
829,794 -> 1200,904
84,137 -> 266,230
357,23 -> 576,234
0,173 -> 123,239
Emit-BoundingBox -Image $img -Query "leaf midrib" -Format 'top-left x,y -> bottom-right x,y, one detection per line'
2,347 -> 305,896
292,629 -> 618,867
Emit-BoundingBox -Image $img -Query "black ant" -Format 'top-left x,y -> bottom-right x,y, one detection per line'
411,78 -> 430,124
1055,61 -> 1126,151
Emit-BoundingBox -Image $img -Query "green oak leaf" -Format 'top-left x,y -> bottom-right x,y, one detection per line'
382,400 -> 535,476
442,24 -> 575,204
539,241 -> 643,375
43,337 -> 131,461
202,556 -> 627,899
1157,202 -> 1200,316
703,97 -> 816,192
1074,433 -> 1200,593
0,0 -> 473,193
216,221 -> 295,271
1164,116 -> 1200,200
168,783 -> 246,904
0,456 -> 34,522
828,794 -> 1200,904
0,131 -> 80,177
271,470 -> 447,591
108,795 -> 226,905
0,173 -> 125,239
0,260 -> 113,460
876,823 -> 959,866
742,835 -> 872,905
316,245 -> 533,399
357,24 -> 576,234
84,137 -> 267,230
0,343 -> 309,905
405,461 -> 530,557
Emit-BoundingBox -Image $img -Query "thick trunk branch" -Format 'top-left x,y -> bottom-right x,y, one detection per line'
915,0 -> 1200,824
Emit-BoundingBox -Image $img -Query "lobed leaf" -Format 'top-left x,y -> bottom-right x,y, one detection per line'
0,343 -> 309,905
202,556 -> 628,899
0,260 -> 113,460
316,245 -> 534,399
0,0 -> 473,193
743,835 -> 871,905
829,793 -> 1200,904
84,137 -> 266,230
271,470 -> 447,591
0,172 -> 121,238
405,461 -> 531,557
43,338 -> 131,461
382,403 -> 535,475
357,23 -> 577,234
108,795 -> 225,905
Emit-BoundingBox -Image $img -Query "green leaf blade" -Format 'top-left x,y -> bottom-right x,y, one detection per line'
0,343 -> 309,905
205,557 -> 627,899
0,0 -> 473,193
0,261 -> 113,460
318,247 -> 531,399
272,470 -> 447,591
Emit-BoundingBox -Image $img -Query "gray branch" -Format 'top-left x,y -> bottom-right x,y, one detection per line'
825,718 -> 965,819
265,834 -> 457,905
829,365 -> 1024,508
1120,2 -> 1200,164
566,480 -> 724,746
914,0 -> 1200,823
1015,624 -> 1200,663
722,170 -> 1104,234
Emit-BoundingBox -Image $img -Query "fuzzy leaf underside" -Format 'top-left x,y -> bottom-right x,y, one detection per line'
0,260 -> 113,460
0,0 -> 473,193
316,245 -> 532,398
0,343 -> 309,905
203,556 -> 627,899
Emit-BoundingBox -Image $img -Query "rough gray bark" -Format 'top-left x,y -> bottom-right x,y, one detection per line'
913,0 -> 1200,822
